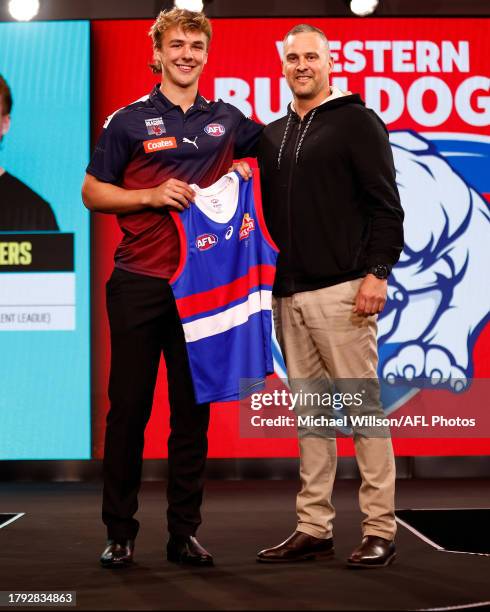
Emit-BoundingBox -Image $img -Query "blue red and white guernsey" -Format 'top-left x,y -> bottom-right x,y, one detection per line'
169,171 -> 279,404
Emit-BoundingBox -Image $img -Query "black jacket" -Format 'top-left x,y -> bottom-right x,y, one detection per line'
258,94 -> 404,297
0,172 -> 59,231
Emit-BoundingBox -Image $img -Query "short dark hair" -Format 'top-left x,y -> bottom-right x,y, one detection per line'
282,24 -> 330,52
0,74 -> 12,115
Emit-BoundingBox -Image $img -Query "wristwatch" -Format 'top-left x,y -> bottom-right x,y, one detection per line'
367,264 -> 391,280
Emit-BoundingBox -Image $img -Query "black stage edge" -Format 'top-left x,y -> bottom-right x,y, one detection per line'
2,456 -> 490,482
395,508 -> 490,555
0,513 -> 23,529
1,479 -> 489,611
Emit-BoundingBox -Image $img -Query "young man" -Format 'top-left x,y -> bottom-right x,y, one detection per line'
0,74 -> 59,231
82,9 -> 262,568
255,25 -> 404,567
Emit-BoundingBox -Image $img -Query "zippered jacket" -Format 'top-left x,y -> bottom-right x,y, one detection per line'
258,94 -> 404,297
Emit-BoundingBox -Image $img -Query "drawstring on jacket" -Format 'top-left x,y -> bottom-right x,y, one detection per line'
277,108 -> 317,170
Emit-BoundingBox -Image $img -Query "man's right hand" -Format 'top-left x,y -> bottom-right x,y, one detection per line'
229,161 -> 253,181
147,178 -> 195,211
82,173 -> 195,215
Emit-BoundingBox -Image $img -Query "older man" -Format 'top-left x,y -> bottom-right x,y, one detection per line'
255,24 -> 404,568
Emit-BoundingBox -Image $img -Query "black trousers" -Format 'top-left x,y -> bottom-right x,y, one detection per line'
102,268 -> 210,541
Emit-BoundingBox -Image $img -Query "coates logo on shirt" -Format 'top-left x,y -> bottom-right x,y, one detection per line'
143,137 -> 177,154
239,213 -> 255,240
196,233 -> 218,251
204,123 -> 226,137
145,117 -> 166,136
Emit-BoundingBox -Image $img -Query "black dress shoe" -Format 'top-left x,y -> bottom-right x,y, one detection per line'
257,531 -> 334,563
100,539 -> 135,568
167,535 -> 213,566
347,535 -> 396,568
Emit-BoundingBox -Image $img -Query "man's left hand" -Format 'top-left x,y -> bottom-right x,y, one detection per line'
353,275 -> 388,316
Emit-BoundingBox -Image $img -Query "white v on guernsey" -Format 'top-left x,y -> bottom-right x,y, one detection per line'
169,171 -> 279,404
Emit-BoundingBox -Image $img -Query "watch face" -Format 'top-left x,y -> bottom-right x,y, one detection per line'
372,264 -> 390,279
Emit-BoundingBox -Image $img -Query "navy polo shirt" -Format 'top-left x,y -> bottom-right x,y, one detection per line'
87,84 -> 263,279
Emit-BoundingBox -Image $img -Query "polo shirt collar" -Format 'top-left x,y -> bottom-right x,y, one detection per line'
195,93 -> 211,112
150,84 -> 211,114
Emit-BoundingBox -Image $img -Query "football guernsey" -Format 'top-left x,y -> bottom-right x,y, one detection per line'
86,85 -> 263,279
170,171 -> 278,404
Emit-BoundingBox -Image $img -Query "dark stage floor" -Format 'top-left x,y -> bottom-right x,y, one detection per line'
1,479 -> 489,611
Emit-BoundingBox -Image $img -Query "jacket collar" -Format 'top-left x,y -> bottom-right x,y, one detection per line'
290,85 -> 345,114
289,89 -> 364,121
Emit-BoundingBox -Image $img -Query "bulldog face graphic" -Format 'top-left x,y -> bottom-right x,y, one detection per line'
379,131 -> 490,391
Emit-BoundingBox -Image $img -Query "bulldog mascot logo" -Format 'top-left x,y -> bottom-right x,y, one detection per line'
379,131 -> 490,392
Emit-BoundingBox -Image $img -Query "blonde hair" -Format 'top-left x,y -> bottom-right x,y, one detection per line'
148,8 -> 212,74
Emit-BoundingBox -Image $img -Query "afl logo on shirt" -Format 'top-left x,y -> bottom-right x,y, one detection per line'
196,233 -> 218,251
204,123 -> 226,137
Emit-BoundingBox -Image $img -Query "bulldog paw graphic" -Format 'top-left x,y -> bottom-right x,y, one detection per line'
382,343 -> 468,392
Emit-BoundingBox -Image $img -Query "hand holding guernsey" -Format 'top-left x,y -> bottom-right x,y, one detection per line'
82,8 -> 264,568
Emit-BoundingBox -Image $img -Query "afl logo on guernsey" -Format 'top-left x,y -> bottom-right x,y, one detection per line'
204,123 -> 226,137
196,233 -> 218,251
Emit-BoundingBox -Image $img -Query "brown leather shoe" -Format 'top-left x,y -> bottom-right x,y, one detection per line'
347,535 -> 396,568
257,531 -> 334,563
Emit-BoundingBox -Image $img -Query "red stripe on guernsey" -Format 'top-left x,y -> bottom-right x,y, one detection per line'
252,168 -> 279,253
176,264 -> 276,319
168,211 -> 188,284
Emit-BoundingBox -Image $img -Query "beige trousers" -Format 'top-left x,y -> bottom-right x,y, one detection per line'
273,278 -> 396,541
